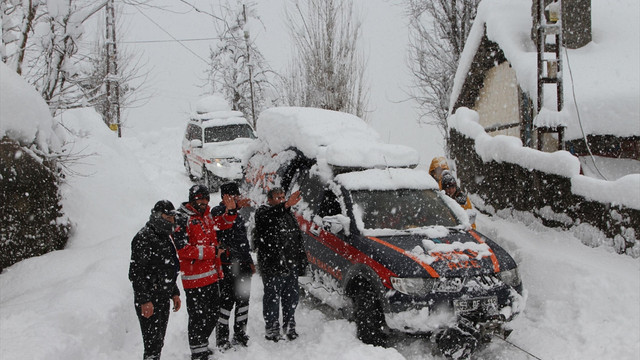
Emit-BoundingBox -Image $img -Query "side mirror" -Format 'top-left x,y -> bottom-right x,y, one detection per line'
322,215 -> 351,235
190,139 -> 203,148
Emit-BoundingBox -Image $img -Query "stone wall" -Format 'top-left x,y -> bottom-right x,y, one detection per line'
448,129 -> 639,255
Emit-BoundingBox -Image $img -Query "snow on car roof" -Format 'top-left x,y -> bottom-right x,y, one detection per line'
191,112 -> 251,128
325,140 -> 419,168
193,110 -> 244,120
257,107 -> 419,168
335,168 -> 439,191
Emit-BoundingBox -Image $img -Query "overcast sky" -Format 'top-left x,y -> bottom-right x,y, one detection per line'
116,0 -> 444,167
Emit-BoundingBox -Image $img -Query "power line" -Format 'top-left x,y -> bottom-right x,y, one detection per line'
121,37 -> 221,44
133,5 -> 209,65
564,47 -> 608,180
177,0 -> 224,21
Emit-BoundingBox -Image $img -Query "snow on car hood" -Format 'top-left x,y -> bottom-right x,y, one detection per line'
202,138 -> 256,159
365,231 -> 513,278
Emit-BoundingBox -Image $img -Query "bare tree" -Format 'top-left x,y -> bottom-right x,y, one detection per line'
1,0 -> 46,75
3,0 -> 95,113
3,0 -> 150,127
206,0 -> 274,128
79,28 -> 151,128
283,0 -> 369,119
405,0 -> 480,136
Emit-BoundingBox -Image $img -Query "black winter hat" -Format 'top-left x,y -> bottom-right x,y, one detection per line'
220,182 -> 240,196
441,171 -> 457,189
152,200 -> 177,216
189,184 -> 210,202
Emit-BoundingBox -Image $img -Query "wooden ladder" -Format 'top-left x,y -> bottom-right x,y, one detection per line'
535,0 -> 565,151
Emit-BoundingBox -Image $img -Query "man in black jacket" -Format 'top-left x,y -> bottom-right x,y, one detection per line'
254,188 -> 308,342
212,182 -> 255,350
129,200 -> 182,360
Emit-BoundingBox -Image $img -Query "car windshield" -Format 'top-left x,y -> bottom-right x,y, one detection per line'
350,189 -> 459,230
204,124 -> 256,143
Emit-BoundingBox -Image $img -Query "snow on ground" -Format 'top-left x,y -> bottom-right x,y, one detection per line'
0,111 -> 638,360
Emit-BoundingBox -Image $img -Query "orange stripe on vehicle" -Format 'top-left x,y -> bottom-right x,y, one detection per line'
469,230 -> 500,273
367,237 -> 440,278
296,216 -> 397,289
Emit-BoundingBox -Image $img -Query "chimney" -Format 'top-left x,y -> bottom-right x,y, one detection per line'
532,0 -> 592,49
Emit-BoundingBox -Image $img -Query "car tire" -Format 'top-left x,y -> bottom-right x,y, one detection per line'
353,282 -> 388,347
184,157 -> 196,180
202,168 -> 220,193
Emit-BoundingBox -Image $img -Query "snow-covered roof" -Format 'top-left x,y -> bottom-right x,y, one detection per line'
256,107 -> 420,168
192,110 -> 245,121
335,168 -> 439,191
194,115 -> 250,129
451,0 -> 640,140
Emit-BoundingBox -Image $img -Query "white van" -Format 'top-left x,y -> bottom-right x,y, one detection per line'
182,104 -> 256,192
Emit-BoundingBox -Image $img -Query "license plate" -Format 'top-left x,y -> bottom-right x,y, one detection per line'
454,296 -> 498,315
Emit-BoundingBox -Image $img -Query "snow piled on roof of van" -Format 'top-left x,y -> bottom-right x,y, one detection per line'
336,168 -> 438,190
257,107 -> 419,168
197,115 -> 249,128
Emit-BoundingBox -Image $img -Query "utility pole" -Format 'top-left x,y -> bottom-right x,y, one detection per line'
243,4 -> 257,129
105,0 -> 121,137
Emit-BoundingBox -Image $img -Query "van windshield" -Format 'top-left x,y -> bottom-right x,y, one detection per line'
204,124 -> 256,143
349,189 -> 459,230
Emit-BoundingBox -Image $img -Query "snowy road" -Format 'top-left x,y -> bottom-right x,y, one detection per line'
0,118 -> 638,360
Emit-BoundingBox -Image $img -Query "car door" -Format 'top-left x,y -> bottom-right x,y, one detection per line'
295,172 -> 352,294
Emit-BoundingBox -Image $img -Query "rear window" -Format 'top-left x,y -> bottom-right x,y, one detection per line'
350,189 -> 459,230
204,124 -> 255,143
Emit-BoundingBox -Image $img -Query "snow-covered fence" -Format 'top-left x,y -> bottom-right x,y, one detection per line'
448,107 -> 640,256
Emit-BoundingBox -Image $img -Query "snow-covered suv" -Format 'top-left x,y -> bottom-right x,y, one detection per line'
242,107 -> 525,358
182,97 -> 256,192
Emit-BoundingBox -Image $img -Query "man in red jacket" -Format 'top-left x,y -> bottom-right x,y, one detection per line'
175,185 -> 237,360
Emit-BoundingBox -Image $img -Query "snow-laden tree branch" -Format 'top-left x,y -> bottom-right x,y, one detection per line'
404,0 -> 480,138
205,0 -> 275,128
282,0 -> 369,120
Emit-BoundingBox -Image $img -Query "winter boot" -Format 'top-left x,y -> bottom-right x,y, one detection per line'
285,328 -> 299,341
265,327 -> 282,342
232,331 -> 250,347
216,340 -> 233,353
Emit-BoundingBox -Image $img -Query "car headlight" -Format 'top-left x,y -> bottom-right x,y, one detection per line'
213,158 -> 232,167
497,268 -> 521,288
390,277 -> 438,295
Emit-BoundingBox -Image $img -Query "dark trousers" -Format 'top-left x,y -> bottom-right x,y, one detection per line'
185,283 -> 219,358
261,270 -> 299,335
217,262 -> 252,343
135,297 -> 170,360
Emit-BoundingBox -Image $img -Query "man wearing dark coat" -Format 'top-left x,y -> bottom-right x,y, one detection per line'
211,182 -> 256,350
253,188 -> 308,342
129,200 -> 182,360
